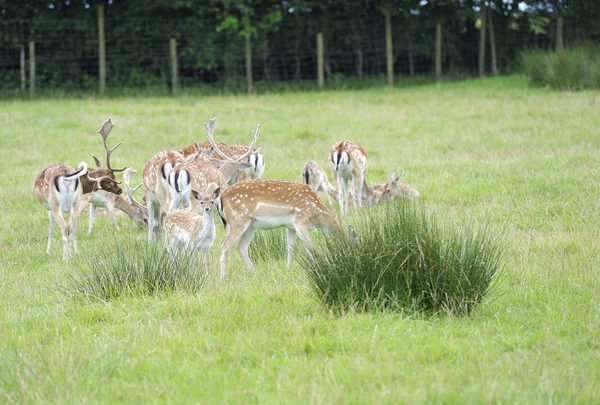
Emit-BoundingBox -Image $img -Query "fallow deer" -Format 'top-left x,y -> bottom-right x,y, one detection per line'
167,118 -> 256,211
142,150 -> 186,243
34,162 -> 89,260
84,118 -> 126,195
87,168 -> 148,234
164,186 -> 221,275
216,179 -> 340,278
370,172 -> 420,205
329,140 -> 368,214
301,161 -> 339,207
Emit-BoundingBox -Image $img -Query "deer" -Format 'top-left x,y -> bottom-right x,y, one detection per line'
164,186 -> 221,275
167,117 -> 257,212
87,168 -> 148,234
329,140 -> 368,214
84,118 -> 126,195
142,150 -> 186,243
216,179 -> 341,278
180,123 -> 265,181
301,161 -> 339,207
370,172 -> 420,205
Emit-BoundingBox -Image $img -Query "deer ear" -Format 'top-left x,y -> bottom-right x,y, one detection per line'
92,155 -> 103,168
191,190 -> 201,201
212,187 -> 221,199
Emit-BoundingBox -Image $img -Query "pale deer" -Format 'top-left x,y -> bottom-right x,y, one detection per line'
329,140 -> 368,214
216,179 -> 340,278
142,150 -> 186,243
34,162 -> 89,260
167,118 -> 255,211
370,172 -> 420,205
164,187 -> 221,275
301,161 -> 338,207
87,168 -> 148,234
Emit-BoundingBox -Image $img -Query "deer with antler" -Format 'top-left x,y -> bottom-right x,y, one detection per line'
164,186 -> 221,275
301,161 -> 339,207
329,140 -> 368,214
180,123 -> 265,181
84,118 -> 126,195
87,168 -> 148,233
168,117 -> 257,212
216,179 -> 341,278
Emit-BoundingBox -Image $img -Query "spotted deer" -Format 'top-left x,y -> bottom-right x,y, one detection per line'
87,168 -> 148,234
142,150 -> 186,243
216,179 -> 340,278
34,162 -> 89,260
164,186 -> 221,275
329,140 -> 368,214
301,161 -> 339,207
167,118 -> 255,211
370,172 -> 420,205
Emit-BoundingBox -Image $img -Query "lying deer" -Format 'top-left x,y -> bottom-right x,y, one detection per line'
370,172 -> 420,204
216,179 -> 340,278
329,140 -> 368,214
168,117 -> 256,211
87,168 -> 148,234
164,186 -> 221,275
301,161 -> 338,207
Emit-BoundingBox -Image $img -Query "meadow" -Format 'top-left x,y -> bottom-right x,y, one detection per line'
0,75 -> 599,403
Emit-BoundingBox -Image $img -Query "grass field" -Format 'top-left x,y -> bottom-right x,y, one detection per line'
1,75 -> 599,403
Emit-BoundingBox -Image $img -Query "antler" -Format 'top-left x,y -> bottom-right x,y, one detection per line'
87,172 -> 118,191
204,117 -> 262,163
123,168 -> 144,206
94,118 -> 125,172
236,124 -> 261,162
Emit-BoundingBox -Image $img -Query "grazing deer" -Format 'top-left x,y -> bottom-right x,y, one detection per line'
87,168 -> 148,234
301,161 -> 339,207
329,140 -> 368,214
164,186 -> 221,275
167,118 -> 255,211
181,119 -> 265,181
34,162 -> 89,260
216,179 -> 340,278
370,172 -> 420,205
143,150 -> 186,243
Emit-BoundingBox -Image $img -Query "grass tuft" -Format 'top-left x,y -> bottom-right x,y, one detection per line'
299,202 -> 505,316
64,239 -> 206,300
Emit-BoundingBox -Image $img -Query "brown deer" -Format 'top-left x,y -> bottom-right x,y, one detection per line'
142,150 -> 186,243
164,187 -> 221,275
167,118 -> 256,211
87,168 -> 148,234
216,179 -> 340,278
85,118 -> 125,195
370,172 -> 420,204
301,161 -> 339,207
329,140 -> 368,214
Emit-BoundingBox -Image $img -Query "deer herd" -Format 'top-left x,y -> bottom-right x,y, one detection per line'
34,117 -> 420,277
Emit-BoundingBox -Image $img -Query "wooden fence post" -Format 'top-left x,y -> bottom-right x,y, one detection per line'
98,4 -> 106,96
170,38 -> 178,95
478,6 -> 487,77
29,41 -> 35,97
317,33 -> 324,89
243,15 -> 253,95
435,22 -> 442,81
20,45 -> 25,91
384,10 -> 394,86
556,16 -> 564,51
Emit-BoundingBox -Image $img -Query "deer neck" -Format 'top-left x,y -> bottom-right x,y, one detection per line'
199,209 -> 216,240
113,195 -> 139,219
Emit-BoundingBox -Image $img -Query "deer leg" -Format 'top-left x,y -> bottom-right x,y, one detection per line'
219,222 -> 251,278
295,226 -> 314,263
286,228 -> 297,268
237,227 -> 257,275
147,198 -> 159,243
355,173 -> 365,208
52,211 -> 71,260
106,204 -> 120,231
46,211 -> 55,254
88,204 -> 95,235
201,248 -> 210,276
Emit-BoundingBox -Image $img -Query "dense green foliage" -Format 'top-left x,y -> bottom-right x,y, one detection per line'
1,0 -> 599,92
521,44 -> 600,89
301,202 -> 504,315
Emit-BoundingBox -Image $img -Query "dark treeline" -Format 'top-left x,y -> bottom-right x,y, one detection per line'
0,0 -> 598,92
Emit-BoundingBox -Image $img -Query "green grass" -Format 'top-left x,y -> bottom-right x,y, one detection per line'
1,75 -> 600,403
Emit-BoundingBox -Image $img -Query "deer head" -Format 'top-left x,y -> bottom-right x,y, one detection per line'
123,168 -> 149,229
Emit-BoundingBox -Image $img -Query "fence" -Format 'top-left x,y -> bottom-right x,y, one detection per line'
0,4 -> 596,96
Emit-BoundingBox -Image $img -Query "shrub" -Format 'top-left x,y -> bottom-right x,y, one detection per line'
299,202 -> 505,316
64,239 -> 206,300
521,44 -> 600,90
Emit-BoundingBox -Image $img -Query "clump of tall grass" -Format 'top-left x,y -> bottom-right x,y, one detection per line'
64,239 -> 206,300
521,44 -> 600,90
249,228 -> 287,263
299,202 -> 505,316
